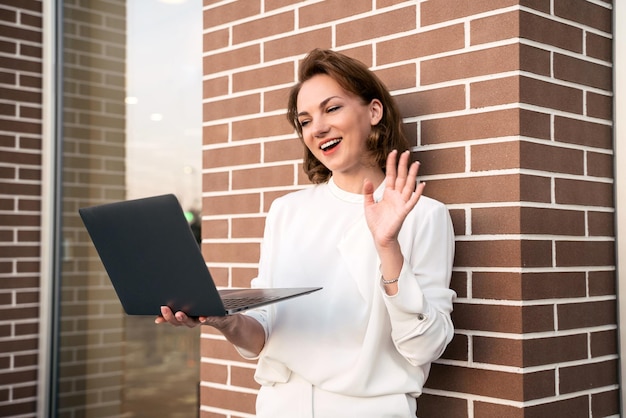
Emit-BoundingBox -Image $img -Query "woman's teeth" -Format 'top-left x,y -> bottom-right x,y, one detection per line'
320,138 -> 341,151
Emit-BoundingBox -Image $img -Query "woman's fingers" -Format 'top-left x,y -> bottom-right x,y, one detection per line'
386,150 -> 420,201
156,306 -> 199,328
385,149 -> 399,189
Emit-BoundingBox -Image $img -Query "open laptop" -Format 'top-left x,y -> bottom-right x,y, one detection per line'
78,194 -> 321,317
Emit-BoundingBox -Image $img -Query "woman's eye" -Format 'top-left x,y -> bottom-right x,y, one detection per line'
327,106 -> 340,113
299,119 -> 310,127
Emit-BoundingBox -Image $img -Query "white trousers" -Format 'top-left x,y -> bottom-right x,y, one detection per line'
256,373 -> 417,418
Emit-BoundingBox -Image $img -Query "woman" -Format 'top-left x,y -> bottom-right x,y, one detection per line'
157,48 -> 456,417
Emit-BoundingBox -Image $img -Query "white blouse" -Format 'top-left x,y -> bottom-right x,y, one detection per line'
238,177 -> 456,400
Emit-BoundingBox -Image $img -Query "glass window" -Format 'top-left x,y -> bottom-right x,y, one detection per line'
55,1 -> 201,416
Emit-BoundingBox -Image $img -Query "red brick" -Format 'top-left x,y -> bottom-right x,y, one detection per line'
586,91 -> 612,119
421,0 -> 517,26
203,0 -> 261,28
473,337 -> 523,367
232,267 -> 258,288
470,75 -> 519,108
201,219 -> 229,239
374,63 -> 416,92
426,363 -> 554,401
203,144 -> 261,168
264,86 -> 291,112
521,76 -> 583,114
586,32 -> 612,62
200,338 -> 246,361
232,217 -> 265,239
395,85 -> 465,119
520,10 -> 583,53
591,329 -> 618,358
424,174 -> 551,206
299,0 -> 371,28
232,114 -> 292,141
555,178 -> 614,207
554,0 -> 612,33
417,394 -> 468,418
452,303 -> 553,334
203,124 -> 229,145
522,141 -> 585,174
232,165 -> 295,190
200,386 -> 256,415
591,389 -> 620,418
264,28 -> 332,62
203,45 -> 260,75
558,300 -> 616,330
203,242 -> 260,264
421,109 -> 550,145
203,93 -> 261,121
559,359 -> 618,394
423,43 -> 521,85
202,172 -> 229,192
203,28 -> 229,52
475,334 -> 588,368
473,271 -> 587,300
200,362 -> 228,384
265,0 -> 300,11
588,210 -> 615,237
264,138 -> 304,163
203,193 -> 261,216
589,270 -> 617,297
233,62 -> 294,93
233,11 -> 294,44
377,25 -> 465,65
203,76 -> 229,99
554,53 -> 612,90
473,402 -> 523,418
470,10 -> 518,45
336,6 -> 416,46
478,396 -> 589,418
414,147 -> 465,176
556,240 -> 615,267
554,116 -> 612,149
231,365 -> 258,389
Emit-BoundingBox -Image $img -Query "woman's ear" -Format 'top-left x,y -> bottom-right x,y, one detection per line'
369,99 -> 383,126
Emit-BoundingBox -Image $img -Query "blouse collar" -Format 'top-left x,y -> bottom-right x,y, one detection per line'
328,177 -> 385,203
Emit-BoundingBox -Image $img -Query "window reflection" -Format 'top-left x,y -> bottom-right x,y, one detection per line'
57,1 -> 201,416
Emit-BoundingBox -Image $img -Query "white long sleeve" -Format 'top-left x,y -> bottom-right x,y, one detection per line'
238,178 -> 456,399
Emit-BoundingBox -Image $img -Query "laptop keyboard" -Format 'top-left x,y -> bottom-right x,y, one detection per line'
222,295 -> 281,309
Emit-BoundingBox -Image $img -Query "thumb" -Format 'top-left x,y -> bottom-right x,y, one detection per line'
363,178 -> 376,206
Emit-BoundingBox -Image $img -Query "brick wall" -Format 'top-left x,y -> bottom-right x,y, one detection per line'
0,1 -> 44,416
56,1 -> 128,416
200,0 -> 616,417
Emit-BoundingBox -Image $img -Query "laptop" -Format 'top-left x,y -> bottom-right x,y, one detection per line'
78,194 -> 321,317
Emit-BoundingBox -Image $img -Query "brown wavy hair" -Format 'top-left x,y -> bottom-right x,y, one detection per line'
287,48 -> 410,184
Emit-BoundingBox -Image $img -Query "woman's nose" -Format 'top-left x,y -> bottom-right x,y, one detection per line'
311,117 -> 329,138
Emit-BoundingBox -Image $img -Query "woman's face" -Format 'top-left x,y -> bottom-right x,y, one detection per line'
296,74 -> 383,181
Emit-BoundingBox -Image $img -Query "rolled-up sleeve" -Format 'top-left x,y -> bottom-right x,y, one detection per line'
381,200 -> 456,367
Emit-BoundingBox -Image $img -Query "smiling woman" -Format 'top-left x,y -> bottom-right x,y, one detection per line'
158,48 -> 456,418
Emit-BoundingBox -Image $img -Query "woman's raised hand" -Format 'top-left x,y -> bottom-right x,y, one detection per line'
363,150 -> 424,249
